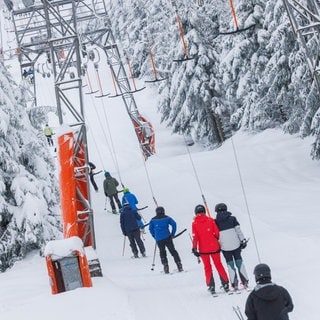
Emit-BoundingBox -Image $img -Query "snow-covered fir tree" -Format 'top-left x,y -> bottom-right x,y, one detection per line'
109,0 -> 320,159
0,62 -> 61,272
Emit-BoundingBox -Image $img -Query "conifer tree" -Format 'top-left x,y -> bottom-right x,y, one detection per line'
0,64 -> 61,272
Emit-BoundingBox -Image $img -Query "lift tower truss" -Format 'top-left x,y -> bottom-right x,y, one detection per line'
283,0 -> 320,91
77,12 -> 156,159
10,0 -> 107,260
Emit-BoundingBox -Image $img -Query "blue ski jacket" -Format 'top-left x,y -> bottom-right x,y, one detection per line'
149,214 -> 177,241
122,192 -> 138,210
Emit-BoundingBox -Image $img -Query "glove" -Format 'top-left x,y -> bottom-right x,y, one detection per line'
192,248 -> 200,257
240,239 -> 247,249
123,232 -> 127,236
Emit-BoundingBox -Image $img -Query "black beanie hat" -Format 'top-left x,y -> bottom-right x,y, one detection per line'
195,204 -> 206,214
156,206 -> 165,215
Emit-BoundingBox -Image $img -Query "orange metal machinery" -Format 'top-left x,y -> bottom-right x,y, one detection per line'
45,237 -> 92,295
45,132 -> 94,294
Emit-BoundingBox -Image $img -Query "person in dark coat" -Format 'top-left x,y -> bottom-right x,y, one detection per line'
245,263 -> 294,320
88,162 -> 99,192
192,204 -> 230,294
120,203 -> 146,258
122,187 -> 144,229
103,171 -> 122,214
149,206 -> 183,274
214,203 -> 249,291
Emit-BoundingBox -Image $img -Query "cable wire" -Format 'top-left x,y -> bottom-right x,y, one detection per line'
230,136 -> 261,263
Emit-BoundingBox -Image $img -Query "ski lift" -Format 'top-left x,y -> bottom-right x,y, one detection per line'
123,51 -> 146,94
218,0 -> 255,35
94,62 -> 110,98
88,49 -> 109,98
41,63 -> 50,78
171,0 -> 195,62
145,42 -> 167,83
133,116 -> 156,159
82,56 -> 99,95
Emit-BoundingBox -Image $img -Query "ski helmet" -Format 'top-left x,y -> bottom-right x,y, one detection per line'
156,206 -> 165,215
254,263 -> 271,282
104,171 -> 110,177
195,204 -> 206,214
215,203 -> 227,212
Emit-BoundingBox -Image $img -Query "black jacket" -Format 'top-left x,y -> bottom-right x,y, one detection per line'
245,283 -> 294,320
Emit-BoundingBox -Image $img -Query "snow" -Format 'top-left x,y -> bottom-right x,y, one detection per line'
0,77 -> 319,319
1,8 -> 320,320
44,236 -> 85,259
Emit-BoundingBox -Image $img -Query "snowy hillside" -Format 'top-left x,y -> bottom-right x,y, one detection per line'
1,1 -> 320,319
0,74 -> 320,319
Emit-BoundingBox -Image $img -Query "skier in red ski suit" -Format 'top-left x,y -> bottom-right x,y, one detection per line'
192,204 -> 230,294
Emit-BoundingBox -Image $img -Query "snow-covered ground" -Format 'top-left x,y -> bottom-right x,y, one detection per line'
1,23 -> 320,320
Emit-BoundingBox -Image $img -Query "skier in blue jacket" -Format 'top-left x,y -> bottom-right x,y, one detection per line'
149,206 -> 183,274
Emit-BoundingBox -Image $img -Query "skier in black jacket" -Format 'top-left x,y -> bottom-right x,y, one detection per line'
245,263 -> 294,320
120,203 -> 146,258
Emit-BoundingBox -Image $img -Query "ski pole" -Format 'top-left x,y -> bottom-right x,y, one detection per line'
173,228 -> 187,238
137,205 -> 148,211
122,236 -> 126,256
104,198 -> 107,211
151,242 -> 157,271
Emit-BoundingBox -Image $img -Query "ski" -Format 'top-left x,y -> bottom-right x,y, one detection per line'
233,306 -> 245,320
106,210 -> 119,215
209,290 -> 233,297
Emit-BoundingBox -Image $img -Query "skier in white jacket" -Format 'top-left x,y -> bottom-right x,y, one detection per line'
214,203 -> 249,291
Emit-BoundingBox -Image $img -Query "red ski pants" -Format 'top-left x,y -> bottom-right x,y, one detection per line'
200,253 -> 229,286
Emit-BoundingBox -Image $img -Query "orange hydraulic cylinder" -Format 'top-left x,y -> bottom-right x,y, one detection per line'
58,132 -> 78,238
74,143 -> 92,247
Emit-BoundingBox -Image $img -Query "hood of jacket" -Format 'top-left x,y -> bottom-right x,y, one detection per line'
215,210 -> 231,222
253,283 -> 281,301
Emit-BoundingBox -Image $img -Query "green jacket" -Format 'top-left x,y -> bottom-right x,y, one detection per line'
103,176 -> 119,196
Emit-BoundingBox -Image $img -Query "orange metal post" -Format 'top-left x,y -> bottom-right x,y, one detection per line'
58,132 -> 78,238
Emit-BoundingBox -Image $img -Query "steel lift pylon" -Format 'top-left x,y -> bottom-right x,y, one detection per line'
283,0 -> 320,93
9,0 -> 113,277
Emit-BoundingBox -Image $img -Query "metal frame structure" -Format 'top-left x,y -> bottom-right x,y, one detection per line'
78,13 -> 155,159
10,0 -> 109,249
9,0 -> 155,251
283,0 -> 320,91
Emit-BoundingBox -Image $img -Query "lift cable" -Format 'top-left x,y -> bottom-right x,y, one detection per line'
183,135 -> 212,217
81,63 -> 123,183
142,158 -> 159,207
96,97 -> 124,185
86,91 -> 118,172
230,135 -> 261,263
225,90 -> 261,262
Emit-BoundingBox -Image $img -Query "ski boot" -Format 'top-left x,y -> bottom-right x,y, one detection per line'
208,285 -> 216,296
177,262 -> 183,272
163,264 -> 169,274
222,282 -> 230,293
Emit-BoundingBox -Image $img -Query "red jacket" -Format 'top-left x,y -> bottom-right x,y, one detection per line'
192,214 -> 221,253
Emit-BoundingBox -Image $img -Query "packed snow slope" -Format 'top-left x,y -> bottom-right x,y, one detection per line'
1,62 -> 320,320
